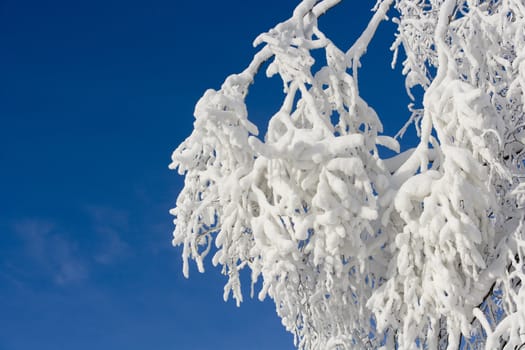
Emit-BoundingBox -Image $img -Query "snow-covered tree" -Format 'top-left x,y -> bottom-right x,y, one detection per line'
169,0 -> 525,349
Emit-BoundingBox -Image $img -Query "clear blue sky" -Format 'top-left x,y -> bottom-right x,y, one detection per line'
0,1 -> 412,349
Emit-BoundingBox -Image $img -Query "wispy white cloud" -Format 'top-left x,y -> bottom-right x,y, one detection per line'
93,226 -> 130,265
11,218 -> 89,286
85,205 -> 131,264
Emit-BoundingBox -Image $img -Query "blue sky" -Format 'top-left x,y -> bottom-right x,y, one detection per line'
0,1 -> 412,349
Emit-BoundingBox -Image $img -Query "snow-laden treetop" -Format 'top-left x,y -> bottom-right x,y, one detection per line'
170,0 -> 525,349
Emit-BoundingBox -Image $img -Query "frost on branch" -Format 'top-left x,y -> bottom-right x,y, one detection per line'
170,0 -> 525,349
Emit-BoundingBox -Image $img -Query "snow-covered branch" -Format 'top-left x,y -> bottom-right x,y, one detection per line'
171,0 -> 525,349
